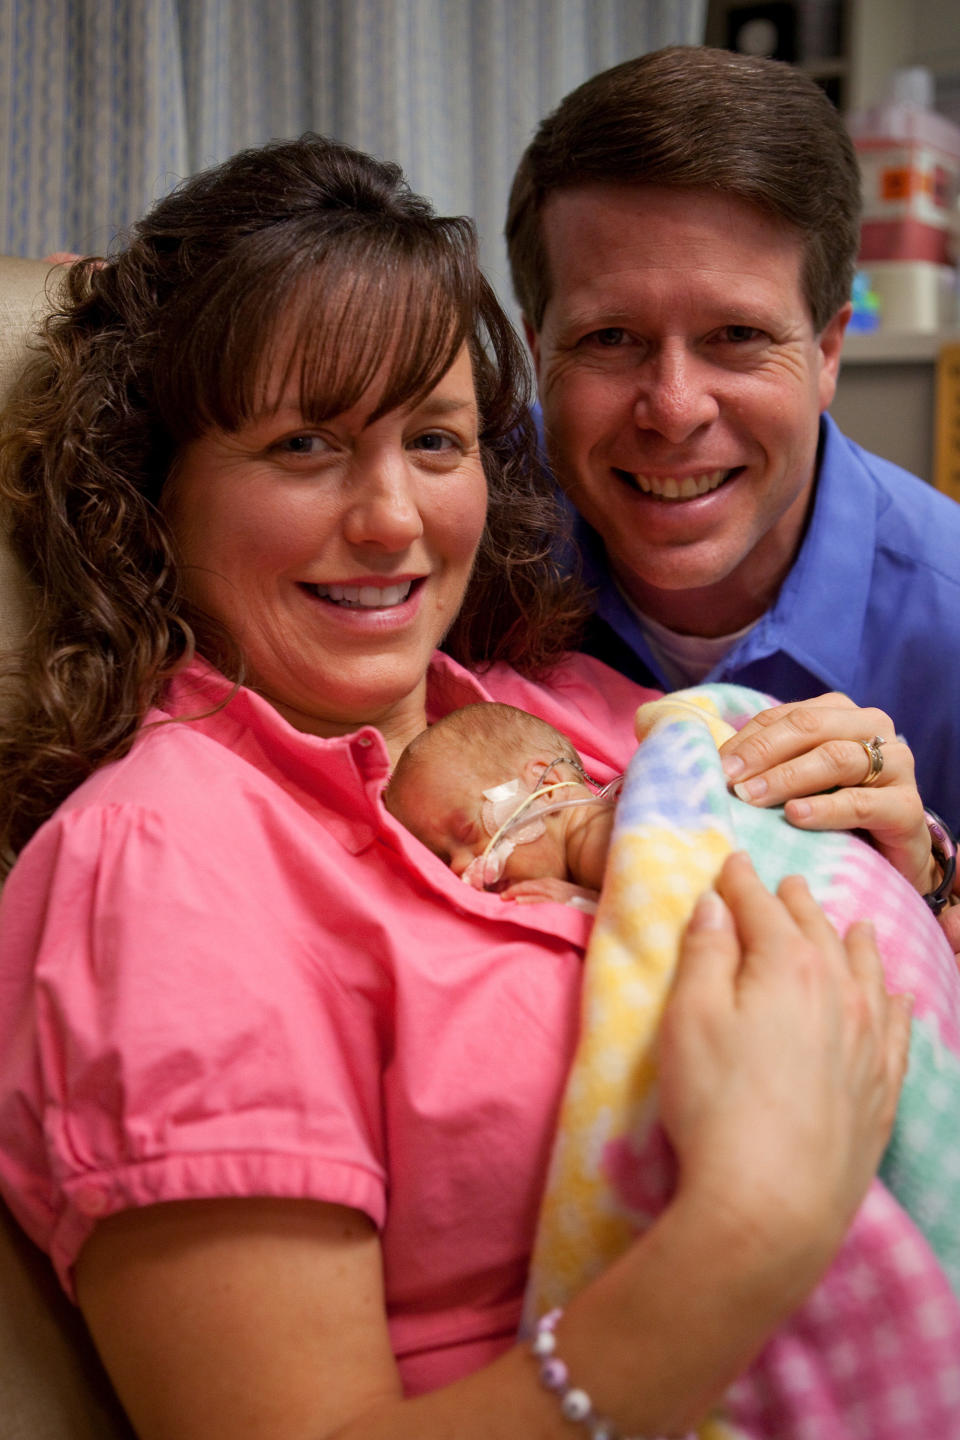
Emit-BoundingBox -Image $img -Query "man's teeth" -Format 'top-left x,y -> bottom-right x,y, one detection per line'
314,582 -> 412,608
633,470 -> 728,498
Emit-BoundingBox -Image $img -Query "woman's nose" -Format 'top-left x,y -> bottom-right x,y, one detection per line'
343,455 -> 424,550
632,348 -> 719,443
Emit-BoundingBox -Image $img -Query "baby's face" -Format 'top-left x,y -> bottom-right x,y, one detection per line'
388,756 -> 492,875
388,751 -> 571,888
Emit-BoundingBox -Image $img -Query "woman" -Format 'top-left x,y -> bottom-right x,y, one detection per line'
0,136 -> 923,1439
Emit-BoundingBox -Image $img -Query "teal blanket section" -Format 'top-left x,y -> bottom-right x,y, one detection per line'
880,1014 -> 960,1293
727,798 -> 852,895
691,685 -> 960,1299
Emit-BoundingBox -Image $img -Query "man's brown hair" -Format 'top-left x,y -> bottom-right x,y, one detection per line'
506,45 -> 861,334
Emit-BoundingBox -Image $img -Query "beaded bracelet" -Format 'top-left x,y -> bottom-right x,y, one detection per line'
530,1308 -> 653,1440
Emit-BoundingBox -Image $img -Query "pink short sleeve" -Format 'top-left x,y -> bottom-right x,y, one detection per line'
0,793 -> 389,1296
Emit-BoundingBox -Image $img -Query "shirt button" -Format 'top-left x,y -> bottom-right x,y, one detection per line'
74,1183 -> 109,1217
356,736 -> 373,748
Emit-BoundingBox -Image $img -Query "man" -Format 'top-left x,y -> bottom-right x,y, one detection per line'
505,45 -> 960,828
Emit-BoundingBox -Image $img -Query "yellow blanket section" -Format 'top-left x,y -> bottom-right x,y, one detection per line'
525,690 -> 748,1440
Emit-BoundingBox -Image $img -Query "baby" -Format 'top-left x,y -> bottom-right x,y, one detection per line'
384,702 -> 618,906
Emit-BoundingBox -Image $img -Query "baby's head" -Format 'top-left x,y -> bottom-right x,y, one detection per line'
384,702 -> 590,888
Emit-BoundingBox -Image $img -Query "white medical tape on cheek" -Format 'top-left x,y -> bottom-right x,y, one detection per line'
460,779 -> 544,891
481,779 -> 546,844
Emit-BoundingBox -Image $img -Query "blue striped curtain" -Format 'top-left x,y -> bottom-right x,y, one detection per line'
0,0 -> 705,312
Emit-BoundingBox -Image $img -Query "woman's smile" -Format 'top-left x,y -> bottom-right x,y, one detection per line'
303,579 -> 417,608
295,575 -> 425,625
164,345 -> 487,747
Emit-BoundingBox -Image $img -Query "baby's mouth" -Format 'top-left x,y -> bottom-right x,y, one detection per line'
614,467 -> 741,499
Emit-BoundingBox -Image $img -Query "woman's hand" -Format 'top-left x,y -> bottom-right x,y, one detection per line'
658,853 -> 912,1288
941,902 -> 960,963
718,693 -> 935,893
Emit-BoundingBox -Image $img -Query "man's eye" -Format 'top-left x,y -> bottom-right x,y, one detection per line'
585,328 -> 628,347
721,325 -> 764,343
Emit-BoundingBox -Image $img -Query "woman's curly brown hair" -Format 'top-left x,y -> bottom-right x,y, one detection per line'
0,135 -> 590,866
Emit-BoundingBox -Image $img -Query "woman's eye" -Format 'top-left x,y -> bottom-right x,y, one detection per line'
410,431 -> 461,454
273,434 -> 331,456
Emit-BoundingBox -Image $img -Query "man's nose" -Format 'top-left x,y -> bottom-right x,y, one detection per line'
632,346 -> 719,443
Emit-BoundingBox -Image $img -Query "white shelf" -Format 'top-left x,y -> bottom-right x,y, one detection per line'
841,331 -> 960,364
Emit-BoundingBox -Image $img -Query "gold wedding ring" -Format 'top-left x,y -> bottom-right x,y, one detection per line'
857,735 -> 886,786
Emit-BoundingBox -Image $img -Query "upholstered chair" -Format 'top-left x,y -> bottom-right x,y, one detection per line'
0,255 -> 135,1440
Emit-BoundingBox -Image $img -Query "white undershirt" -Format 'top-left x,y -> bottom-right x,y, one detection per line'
620,590 -> 759,690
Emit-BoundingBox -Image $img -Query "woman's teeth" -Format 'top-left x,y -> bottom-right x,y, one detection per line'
313,582 -> 412,608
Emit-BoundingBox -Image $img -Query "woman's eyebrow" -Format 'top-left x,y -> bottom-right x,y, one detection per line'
413,395 -> 475,416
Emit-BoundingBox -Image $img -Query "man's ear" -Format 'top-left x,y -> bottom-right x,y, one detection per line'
817,301 -> 852,413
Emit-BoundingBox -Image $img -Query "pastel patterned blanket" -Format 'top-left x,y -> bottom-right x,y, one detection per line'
525,685 -> 960,1438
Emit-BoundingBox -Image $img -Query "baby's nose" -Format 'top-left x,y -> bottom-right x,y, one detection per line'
450,845 -> 479,878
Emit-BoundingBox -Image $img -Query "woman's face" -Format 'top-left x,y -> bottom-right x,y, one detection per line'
164,345 -> 486,749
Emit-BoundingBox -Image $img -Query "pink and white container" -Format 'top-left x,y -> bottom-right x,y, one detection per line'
847,67 -> 960,266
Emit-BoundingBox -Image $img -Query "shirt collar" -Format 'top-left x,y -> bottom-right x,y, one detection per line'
162,651 -> 495,776
573,415 -> 876,694
160,655 -> 592,944
750,414 -> 875,692
159,654 -> 493,854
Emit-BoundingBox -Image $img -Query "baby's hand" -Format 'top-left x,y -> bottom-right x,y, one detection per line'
498,876 -> 599,909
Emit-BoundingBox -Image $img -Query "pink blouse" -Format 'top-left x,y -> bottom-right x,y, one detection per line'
0,651 -> 654,1392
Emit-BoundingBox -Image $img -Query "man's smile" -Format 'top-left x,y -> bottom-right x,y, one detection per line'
613,467 -> 742,500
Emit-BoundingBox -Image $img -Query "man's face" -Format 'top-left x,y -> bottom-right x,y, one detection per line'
528,184 -> 849,634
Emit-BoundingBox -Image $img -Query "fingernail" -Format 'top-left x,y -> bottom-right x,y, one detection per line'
734,776 -> 768,801
786,799 -> 812,820
721,753 -> 745,779
689,890 -> 731,931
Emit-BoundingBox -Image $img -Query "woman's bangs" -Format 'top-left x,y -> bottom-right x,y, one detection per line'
281,249 -> 473,426
157,226 -> 479,442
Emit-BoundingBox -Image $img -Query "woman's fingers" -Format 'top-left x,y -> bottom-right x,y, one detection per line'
672,886 -> 739,988
773,877 -> 908,1104
774,871 -> 847,955
784,782 -> 934,893
735,735 -> 911,805
719,692 -> 861,770
941,903 -> 960,961
712,851 -> 809,963
844,918 -> 913,1074
718,696 -> 934,892
662,851 -> 911,1261
719,697 -> 898,803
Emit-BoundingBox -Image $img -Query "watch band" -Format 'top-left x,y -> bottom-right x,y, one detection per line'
922,808 -> 957,916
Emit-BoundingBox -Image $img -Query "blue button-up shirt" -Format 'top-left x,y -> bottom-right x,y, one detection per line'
574,413 -> 960,829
